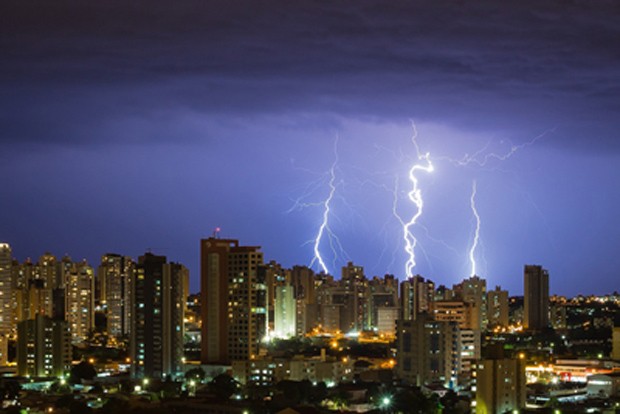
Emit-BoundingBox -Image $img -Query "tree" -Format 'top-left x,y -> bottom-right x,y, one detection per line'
440,389 -> 467,414
392,387 -> 436,414
56,394 -> 75,409
208,373 -> 239,400
70,360 -> 97,384
69,399 -> 92,414
311,381 -> 328,402
0,380 -> 21,400
275,380 -> 302,405
184,367 -> 206,381
100,397 -> 129,414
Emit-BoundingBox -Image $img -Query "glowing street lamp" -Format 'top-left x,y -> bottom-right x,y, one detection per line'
380,395 -> 392,411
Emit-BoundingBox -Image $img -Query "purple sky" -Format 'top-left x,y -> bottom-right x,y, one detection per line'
2,1 -> 620,296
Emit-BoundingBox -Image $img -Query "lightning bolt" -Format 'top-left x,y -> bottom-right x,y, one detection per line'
393,123 -> 434,278
431,128 -> 554,278
288,137 -> 348,275
435,128 -> 555,168
311,145 -> 339,275
469,180 -> 481,277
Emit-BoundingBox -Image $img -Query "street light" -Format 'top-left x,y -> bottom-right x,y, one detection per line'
381,395 -> 392,410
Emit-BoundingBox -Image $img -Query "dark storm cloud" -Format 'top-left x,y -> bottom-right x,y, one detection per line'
1,0 -> 619,148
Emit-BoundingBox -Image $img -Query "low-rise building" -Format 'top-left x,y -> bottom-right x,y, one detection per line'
587,372 -> 620,397
232,353 -> 353,386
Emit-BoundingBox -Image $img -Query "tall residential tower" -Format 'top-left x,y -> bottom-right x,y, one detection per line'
200,238 -> 266,365
131,253 -> 186,379
523,265 -> 549,331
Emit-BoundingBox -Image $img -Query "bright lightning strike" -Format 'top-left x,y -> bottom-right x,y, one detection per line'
469,180 -> 481,277
435,128 -> 555,168
398,124 -> 434,278
311,143 -> 339,275
288,138 -> 348,275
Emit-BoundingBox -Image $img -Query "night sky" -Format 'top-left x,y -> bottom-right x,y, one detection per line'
2,1 -> 620,296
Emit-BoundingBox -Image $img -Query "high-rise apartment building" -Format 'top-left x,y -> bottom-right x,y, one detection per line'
17,277 -> 53,321
98,254 -> 134,338
274,285 -> 296,339
38,253 -> 59,289
475,355 -> 526,414
340,262 -> 368,332
16,314 -> 71,377
433,300 -> 477,330
200,238 -> 267,365
523,265 -> 549,331
455,275 -> 487,330
259,260 -> 290,333
368,275 -> 398,335
400,275 -> 435,321
396,313 -> 460,387
0,243 -> 12,365
487,286 -> 509,328
63,259 -> 95,343
131,253 -> 186,379
291,265 -> 316,335
459,329 -> 481,387
14,255 -> 57,322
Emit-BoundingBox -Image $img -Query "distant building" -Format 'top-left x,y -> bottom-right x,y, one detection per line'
376,307 -> 398,335
523,265 -> 549,331
475,354 -> 526,414
550,303 -> 567,330
232,352 -> 353,386
454,275 -> 487,330
63,259 -> 95,343
486,286 -> 509,328
459,329 -> 480,386
400,275 -> 434,321
274,285 -> 296,339
290,265 -> 316,335
98,254 -> 135,338
396,313 -> 459,387
14,255 -> 58,322
0,243 -> 12,365
200,238 -> 267,365
612,327 -> 620,361
16,314 -> 71,377
17,278 -> 53,321
340,262 -> 368,332
368,275 -> 398,335
260,260 -> 290,332
131,253 -> 186,379
432,300 -> 477,330
587,373 -> 620,398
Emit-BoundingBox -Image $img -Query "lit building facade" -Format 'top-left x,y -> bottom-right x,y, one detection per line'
274,285 -> 296,338
64,260 -> 95,343
16,314 -> 71,377
200,238 -> 267,364
131,253 -> 186,379
396,313 -> 460,387
340,262 -> 368,332
475,357 -> 526,414
612,327 -> 620,361
486,286 -> 509,328
98,254 -> 134,338
400,275 -> 434,321
291,265 -> 316,335
454,275 -> 486,330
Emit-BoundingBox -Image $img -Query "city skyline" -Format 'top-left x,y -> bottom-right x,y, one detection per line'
2,1 -> 620,296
